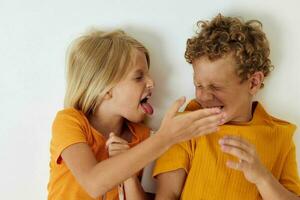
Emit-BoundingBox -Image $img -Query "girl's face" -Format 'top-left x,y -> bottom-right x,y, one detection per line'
109,50 -> 154,123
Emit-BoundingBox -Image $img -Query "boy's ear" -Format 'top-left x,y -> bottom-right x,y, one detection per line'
248,71 -> 264,95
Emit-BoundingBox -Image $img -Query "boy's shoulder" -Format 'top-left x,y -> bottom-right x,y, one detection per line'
269,115 -> 297,135
259,103 -> 297,138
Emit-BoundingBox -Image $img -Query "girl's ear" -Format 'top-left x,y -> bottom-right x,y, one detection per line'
103,90 -> 113,100
248,71 -> 264,95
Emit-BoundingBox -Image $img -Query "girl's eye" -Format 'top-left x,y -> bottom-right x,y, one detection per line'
135,76 -> 143,80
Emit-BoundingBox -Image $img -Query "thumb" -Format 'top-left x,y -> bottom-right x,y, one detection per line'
109,132 -> 115,138
106,132 -> 115,149
166,96 -> 186,118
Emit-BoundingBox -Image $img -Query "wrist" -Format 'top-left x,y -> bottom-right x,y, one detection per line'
256,170 -> 272,188
154,129 -> 175,148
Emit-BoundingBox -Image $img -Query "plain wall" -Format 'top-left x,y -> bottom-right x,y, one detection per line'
0,0 -> 299,199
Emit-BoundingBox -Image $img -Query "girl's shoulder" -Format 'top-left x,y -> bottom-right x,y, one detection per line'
56,107 -> 83,118
53,108 -> 88,129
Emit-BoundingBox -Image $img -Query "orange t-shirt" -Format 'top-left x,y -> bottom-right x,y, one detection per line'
47,108 -> 150,200
153,100 -> 300,199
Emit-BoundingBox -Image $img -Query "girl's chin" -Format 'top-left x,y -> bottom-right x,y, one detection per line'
124,112 -> 146,123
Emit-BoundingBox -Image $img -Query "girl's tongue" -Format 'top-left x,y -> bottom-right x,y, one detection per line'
141,102 -> 154,115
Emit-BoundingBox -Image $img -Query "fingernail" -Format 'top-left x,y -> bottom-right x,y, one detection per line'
221,145 -> 226,151
219,118 -> 225,124
215,108 -> 221,113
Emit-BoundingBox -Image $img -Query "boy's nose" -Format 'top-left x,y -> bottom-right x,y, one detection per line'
197,89 -> 214,101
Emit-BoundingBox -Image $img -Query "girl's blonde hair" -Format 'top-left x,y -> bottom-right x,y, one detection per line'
64,29 -> 150,115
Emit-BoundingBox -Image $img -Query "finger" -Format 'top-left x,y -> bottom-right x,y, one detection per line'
109,149 -> 127,157
109,132 -> 115,137
165,97 -> 186,118
106,136 -> 128,147
108,144 -> 130,151
221,136 -> 255,155
223,136 -> 253,148
187,108 -> 224,122
192,113 -> 225,129
219,137 -> 252,153
196,120 -> 220,132
194,125 -> 219,137
220,145 -> 252,162
226,160 -> 245,171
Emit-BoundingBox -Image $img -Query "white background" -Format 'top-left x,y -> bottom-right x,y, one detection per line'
0,0 -> 299,199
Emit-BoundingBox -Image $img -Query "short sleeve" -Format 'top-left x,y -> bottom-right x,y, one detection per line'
153,140 -> 193,177
279,140 -> 300,196
50,109 -> 87,164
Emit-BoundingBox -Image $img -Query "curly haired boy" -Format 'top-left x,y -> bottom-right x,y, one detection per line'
153,14 -> 300,200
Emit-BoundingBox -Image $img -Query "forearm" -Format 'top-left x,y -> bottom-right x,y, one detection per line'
87,132 -> 171,197
257,171 -> 300,200
123,176 -> 147,200
155,194 -> 178,200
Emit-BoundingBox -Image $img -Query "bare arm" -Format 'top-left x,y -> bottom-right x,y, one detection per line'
123,176 -> 148,200
155,169 -> 187,200
257,172 -> 300,200
61,133 -> 170,198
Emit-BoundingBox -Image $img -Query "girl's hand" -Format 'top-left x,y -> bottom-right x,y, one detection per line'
105,133 -> 130,157
157,97 -> 225,144
219,136 -> 269,185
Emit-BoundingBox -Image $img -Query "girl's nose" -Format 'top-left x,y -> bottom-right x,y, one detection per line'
146,76 -> 155,89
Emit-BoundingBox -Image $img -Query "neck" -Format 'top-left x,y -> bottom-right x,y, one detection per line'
230,102 -> 254,123
88,107 -> 124,138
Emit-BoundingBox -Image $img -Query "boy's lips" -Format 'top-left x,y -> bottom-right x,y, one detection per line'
202,105 -> 225,110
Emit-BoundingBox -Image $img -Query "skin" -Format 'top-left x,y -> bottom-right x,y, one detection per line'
156,54 -> 300,200
60,49 -> 226,199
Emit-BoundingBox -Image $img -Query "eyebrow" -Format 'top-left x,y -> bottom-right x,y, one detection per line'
132,69 -> 145,77
193,80 -> 225,87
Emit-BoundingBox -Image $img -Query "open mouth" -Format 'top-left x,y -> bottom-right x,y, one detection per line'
140,94 -> 154,115
203,105 -> 224,110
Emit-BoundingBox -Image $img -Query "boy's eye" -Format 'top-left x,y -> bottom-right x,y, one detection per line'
210,85 -> 221,91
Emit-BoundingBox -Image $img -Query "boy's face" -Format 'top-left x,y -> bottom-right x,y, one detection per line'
192,54 -> 254,124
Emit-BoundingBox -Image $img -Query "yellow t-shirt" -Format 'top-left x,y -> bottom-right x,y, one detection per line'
153,100 -> 300,200
48,108 -> 150,200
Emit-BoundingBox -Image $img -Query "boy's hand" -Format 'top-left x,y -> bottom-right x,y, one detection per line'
219,136 -> 269,185
157,96 -> 225,145
105,133 -> 130,157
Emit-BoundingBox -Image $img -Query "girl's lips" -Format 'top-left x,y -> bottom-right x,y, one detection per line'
140,102 -> 154,115
139,92 -> 153,115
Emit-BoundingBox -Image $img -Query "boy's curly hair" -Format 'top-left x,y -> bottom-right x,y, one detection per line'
185,14 -> 273,86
